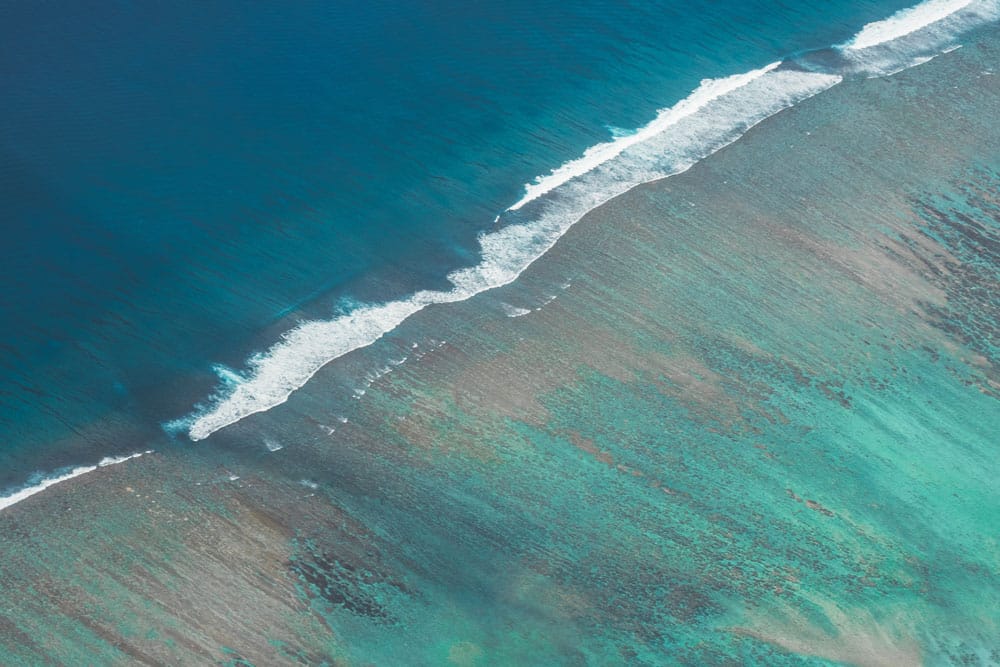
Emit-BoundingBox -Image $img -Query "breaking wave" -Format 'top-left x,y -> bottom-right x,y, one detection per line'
180,0 -> 999,442
0,451 -> 153,513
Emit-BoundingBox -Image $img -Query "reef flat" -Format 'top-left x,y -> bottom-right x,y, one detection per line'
1,26 -> 999,667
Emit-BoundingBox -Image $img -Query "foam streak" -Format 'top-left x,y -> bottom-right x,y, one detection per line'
0,450 -> 153,512
846,0 -> 973,50
508,63 -> 780,211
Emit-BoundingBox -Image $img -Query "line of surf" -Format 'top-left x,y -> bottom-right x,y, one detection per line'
0,450 -> 153,513
845,0 -> 974,50
507,63 -> 780,212
181,0 -> 999,443
182,63 -> 838,441
833,0 -> 999,79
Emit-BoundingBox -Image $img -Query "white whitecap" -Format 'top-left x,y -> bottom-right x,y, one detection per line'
501,303 -> 532,318
846,0 -> 973,50
507,63 -> 781,212
0,450 -> 153,513
838,0 -> 999,77
99,450 -> 152,467
212,364 -> 244,386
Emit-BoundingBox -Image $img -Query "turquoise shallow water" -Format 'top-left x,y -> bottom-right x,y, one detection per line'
0,22 -> 996,665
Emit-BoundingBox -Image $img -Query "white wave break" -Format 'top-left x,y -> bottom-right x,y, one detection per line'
846,0 -> 974,50
0,450 -> 153,513
507,63 -> 781,211
182,0 -> 997,442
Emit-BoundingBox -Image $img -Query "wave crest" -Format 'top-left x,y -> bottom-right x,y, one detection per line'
846,0 -> 974,50
184,64 -> 839,441
0,450 -> 153,513
180,0 -> 998,442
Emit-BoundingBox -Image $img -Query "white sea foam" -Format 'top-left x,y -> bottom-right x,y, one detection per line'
507,63 -> 781,212
212,364 -> 244,386
846,0 -> 973,50
501,303 -> 532,318
0,450 -> 153,512
182,0 -> 999,442
838,0 -> 999,77
98,450 -> 151,467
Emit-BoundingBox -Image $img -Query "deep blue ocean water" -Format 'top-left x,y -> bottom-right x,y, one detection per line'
0,0 -> 945,489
